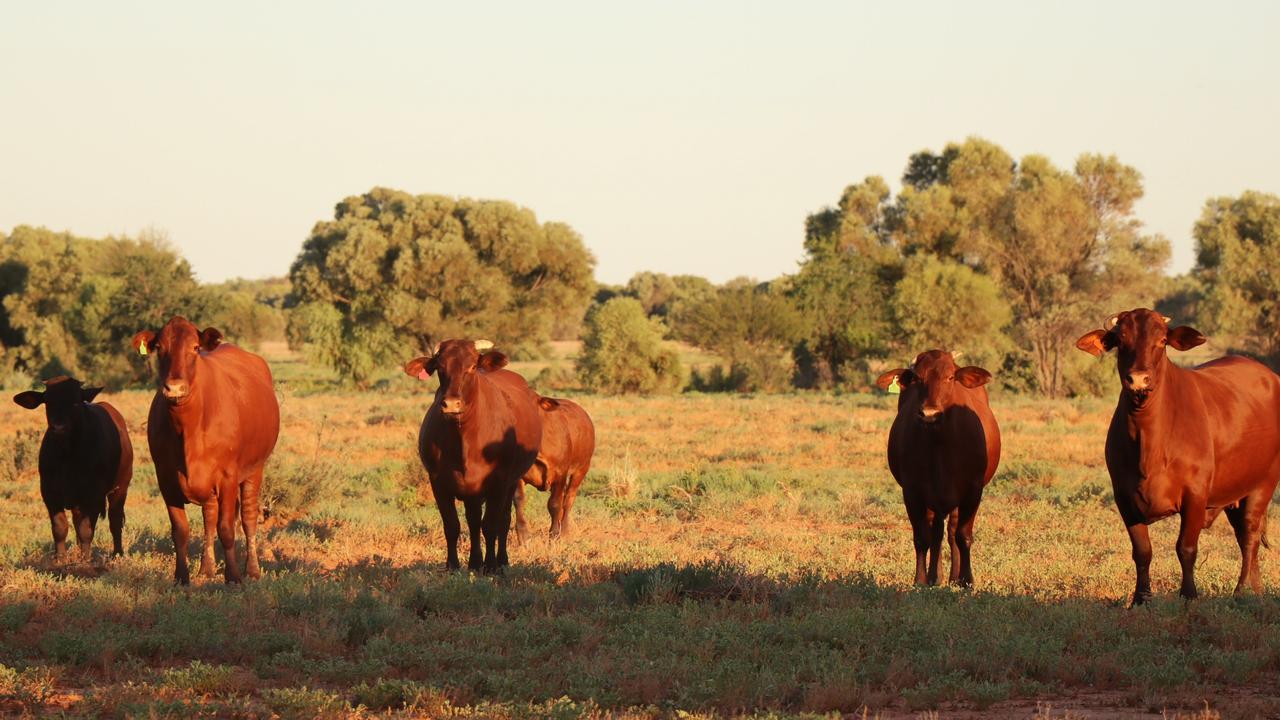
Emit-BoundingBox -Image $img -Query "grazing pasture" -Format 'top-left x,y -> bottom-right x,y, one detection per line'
0,346 -> 1278,718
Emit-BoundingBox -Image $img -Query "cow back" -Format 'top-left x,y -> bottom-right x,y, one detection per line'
148,344 -> 279,481
420,367 -> 543,497
887,382 -> 1001,505
537,398 -> 596,478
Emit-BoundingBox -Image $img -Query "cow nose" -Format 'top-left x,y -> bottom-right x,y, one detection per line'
1126,372 -> 1150,390
163,381 -> 189,398
919,406 -> 943,422
441,397 -> 464,415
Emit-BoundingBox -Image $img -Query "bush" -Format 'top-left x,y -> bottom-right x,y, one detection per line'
262,438 -> 345,525
576,297 -> 684,394
0,428 -> 41,483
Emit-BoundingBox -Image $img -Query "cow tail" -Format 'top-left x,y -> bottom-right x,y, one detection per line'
1263,515 -> 1271,550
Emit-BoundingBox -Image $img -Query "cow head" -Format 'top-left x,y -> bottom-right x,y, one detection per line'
404,339 -> 507,418
1075,308 -> 1205,408
132,316 -> 224,406
12,376 -> 102,437
876,350 -> 992,425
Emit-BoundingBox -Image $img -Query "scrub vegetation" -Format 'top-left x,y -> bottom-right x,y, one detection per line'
1,345 -> 1277,718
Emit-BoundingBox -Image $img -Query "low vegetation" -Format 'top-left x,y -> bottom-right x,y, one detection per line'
0,346 -> 1276,718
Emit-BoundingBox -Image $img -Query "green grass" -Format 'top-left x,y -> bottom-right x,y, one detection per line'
0,351 -> 1277,718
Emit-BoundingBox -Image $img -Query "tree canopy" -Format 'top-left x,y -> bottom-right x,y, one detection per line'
793,137 -> 1169,395
288,188 -> 596,384
1192,190 -> 1280,363
0,226 -> 210,387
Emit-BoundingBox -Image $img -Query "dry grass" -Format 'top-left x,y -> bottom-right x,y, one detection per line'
1,347 -> 1278,718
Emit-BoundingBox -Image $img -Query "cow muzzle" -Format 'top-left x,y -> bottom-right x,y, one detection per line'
162,381 -> 190,404
440,397 -> 464,415
919,406 -> 943,424
1124,371 -> 1153,406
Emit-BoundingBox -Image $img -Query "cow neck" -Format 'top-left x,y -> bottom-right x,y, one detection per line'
453,373 -> 492,434
165,369 -> 207,435
47,403 -> 91,450
1123,354 -> 1179,470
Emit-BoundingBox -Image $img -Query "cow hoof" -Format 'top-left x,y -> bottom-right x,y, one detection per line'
1131,591 -> 1152,607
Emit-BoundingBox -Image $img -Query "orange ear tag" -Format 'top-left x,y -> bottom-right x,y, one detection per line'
416,369 -> 429,381
139,344 -> 149,357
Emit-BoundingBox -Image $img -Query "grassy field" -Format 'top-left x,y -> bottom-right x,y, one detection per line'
1,345 -> 1278,718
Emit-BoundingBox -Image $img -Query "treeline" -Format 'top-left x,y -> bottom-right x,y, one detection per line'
2,137 -> 1277,396
0,226 -> 287,388
587,139 -> 1280,396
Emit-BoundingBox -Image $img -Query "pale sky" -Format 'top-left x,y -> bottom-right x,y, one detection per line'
2,2 -> 1276,285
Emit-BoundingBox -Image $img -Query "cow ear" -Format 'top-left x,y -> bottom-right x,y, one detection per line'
81,386 -> 104,403
876,369 -> 913,390
537,396 -> 560,411
477,350 -> 508,372
955,366 -> 992,388
1075,329 -> 1115,357
131,330 -> 157,357
199,327 -> 223,351
12,391 -> 44,409
404,356 -> 436,379
1167,326 -> 1206,351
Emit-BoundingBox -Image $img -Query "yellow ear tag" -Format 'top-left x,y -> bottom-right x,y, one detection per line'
887,377 -> 901,394
138,344 -> 148,357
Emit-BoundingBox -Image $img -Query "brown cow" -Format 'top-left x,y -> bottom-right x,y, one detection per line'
132,317 -> 280,584
404,339 -> 542,572
13,376 -> 133,560
876,350 -> 1001,586
514,395 -> 595,542
1076,308 -> 1280,602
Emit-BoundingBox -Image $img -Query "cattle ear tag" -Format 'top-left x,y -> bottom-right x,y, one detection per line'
416,369 -> 430,381
138,344 -> 148,357
887,377 -> 901,395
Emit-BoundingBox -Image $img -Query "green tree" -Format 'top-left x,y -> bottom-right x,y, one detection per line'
288,189 -> 596,385
1191,191 -> 1280,363
895,139 -> 1168,396
0,226 -> 209,387
576,297 -> 683,394
676,278 -> 805,392
791,176 -> 900,387
890,254 -> 1011,370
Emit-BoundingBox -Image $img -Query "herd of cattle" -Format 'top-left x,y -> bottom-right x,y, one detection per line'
11,309 -> 1280,604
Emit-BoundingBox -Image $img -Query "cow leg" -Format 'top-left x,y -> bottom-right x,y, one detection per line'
49,509 -> 69,561
1226,498 -> 1267,595
70,507 -> 95,560
905,496 -> 930,585
217,486 -> 243,584
1176,503 -> 1206,600
926,510 -> 946,586
433,492 -> 461,570
1125,522 -> 1153,605
496,482 -> 517,567
107,486 -> 127,557
167,504 -> 193,585
560,472 -> 583,538
547,477 -> 567,540
946,509 -> 961,584
198,499 -> 218,578
241,472 -> 263,580
513,481 -> 530,546
954,499 -> 981,587
463,497 -> 484,571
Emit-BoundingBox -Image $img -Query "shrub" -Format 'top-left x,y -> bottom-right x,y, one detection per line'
0,428 -> 41,483
576,297 -> 684,394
